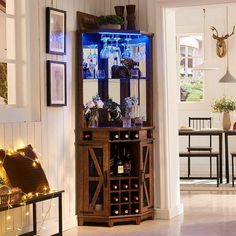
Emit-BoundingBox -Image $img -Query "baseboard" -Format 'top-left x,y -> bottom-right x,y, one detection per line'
154,203 -> 183,220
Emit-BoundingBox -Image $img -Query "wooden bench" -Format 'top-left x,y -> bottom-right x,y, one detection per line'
179,152 -> 220,187
0,190 -> 64,236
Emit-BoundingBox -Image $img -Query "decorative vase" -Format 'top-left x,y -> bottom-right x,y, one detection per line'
122,112 -> 131,128
223,112 -> 231,130
126,5 -> 136,30
89,110 -> 99,128
114,6 -> 125,29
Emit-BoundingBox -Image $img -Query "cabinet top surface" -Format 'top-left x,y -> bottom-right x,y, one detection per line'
81,126 -> 154,131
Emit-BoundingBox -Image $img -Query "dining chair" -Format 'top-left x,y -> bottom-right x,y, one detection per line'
182,117 -> 215,179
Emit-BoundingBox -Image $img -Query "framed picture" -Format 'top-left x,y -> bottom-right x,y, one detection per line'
46,7 -> 66,54
47,60 -> 67,106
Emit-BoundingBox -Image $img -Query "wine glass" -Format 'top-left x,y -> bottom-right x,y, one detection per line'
87,44 -> 98,78
121,36 -> 132,59
100,35 -> 110,59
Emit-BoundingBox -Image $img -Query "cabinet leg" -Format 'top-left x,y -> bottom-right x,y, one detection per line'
108,221 -> 114,227
78,217 -> 84,226
136,217 -> 141,225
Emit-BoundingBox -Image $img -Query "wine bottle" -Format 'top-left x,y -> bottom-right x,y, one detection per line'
122,207 -> 129,215
132,196 -> 139,201
132,183 -> 139,189
111,184 -> 118,190
123,149 -> 133,176
132,208 -> 139,214
116,149 -> 124,175
121,183 -> 129,190
112,209 -> 119,215
112,196 -> 119,203
122,196 -> 129,202
110,145 -> 117,176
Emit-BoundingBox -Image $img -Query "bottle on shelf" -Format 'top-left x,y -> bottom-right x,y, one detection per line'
123,148 -> 133,176
111,183 -> 119,190
111,208 -> 119,216
110,147 -> 116,176
121,196 -> 129,202
121,132 -> 130,140
112,196 -> 119,203
132,195 -> 139,202
121,183 -> 129,190
131,131 -> 139,139
116,148 -> 124,176
121,206 -> 129,215
111,132 -> 120,140
132,183 -> 139,189
132,208 -> 139,214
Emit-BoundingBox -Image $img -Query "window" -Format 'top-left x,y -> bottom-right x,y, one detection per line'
177,35 -> 204,102
0,0 -> 40,122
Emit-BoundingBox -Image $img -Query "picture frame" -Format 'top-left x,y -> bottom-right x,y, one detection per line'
47,60 -> 67,106
46,7 -> 66,55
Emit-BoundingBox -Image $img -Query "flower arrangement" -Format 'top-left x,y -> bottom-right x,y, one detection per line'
103,98 -> 122,121
84,94 -> 104,127
121,96 -> 138,117
211,95 -> 236,113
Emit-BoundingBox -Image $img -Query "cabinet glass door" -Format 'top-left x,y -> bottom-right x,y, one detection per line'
140,142 -> 153,212
83,145 -> 108,215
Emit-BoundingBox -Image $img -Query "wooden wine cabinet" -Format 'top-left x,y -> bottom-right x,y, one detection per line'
76,12 -> 155,226
77,127 -> 154,226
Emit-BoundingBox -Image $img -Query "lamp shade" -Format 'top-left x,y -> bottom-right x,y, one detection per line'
219,68 -> 236,83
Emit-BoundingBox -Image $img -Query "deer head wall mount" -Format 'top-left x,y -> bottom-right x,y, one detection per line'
210,26 -> 235,58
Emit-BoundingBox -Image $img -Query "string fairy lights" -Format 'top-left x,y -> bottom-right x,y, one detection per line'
0,146 -> 57,235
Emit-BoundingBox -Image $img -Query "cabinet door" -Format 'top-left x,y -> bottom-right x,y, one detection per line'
140,142 -> 154,212
82,143 -> 109,216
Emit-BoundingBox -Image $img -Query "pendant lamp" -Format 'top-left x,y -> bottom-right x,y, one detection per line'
193,9 -> 218,71
219,7 -> 236,83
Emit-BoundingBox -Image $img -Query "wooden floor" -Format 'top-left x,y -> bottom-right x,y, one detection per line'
64,190 -> 236,236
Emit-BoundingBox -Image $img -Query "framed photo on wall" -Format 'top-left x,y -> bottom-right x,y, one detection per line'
46,7 -> 66,54
47,60 -> 67,106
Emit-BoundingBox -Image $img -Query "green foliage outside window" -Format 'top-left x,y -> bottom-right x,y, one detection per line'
0,63 -> 7,104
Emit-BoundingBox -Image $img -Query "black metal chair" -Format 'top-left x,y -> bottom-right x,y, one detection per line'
180,117 -> 219,184
231,152 -> 236,187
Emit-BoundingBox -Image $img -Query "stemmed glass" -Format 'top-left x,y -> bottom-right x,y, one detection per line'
121,36 -> 132,59
133,43 -> 146,63
100,35 -> 110,59
87,44 -> 98,78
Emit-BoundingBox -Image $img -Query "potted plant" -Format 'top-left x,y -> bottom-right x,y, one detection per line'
97,15 -> 124,29
211,95 -> 236,130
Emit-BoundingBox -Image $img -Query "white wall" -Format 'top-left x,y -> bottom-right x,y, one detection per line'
0,0 -> 147,235
177,4 -> 236,177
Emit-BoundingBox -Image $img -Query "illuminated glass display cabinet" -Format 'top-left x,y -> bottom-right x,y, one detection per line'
76,11 -> 155,227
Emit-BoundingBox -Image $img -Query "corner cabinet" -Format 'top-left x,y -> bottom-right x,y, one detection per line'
76,12 -> 155,226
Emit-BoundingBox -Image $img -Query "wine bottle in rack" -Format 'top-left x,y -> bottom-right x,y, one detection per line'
116,148 -> 124,176
121,206 -> 129,215
132,195 -> 139,201
112,209 -> 119,216
123,149 -> 133,176
111,184 -> 119,190
121,183 -> 129,190
121,132 -> 129,140
132,208 -> 139,214
111,132 -> 119,140
112,196 -> 119,203
121,196 -> 129,202
132,183 -> 139,189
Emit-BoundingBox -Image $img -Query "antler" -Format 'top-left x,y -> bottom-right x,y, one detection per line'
223,26 -> 235,39
210,26 -> 219,39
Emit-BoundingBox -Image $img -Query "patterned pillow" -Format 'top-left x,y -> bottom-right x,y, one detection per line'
0,145 -> 50,194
